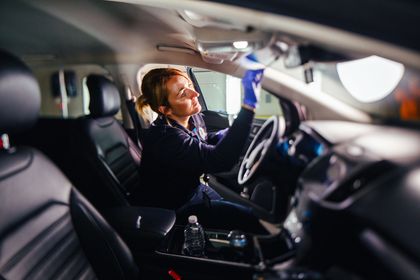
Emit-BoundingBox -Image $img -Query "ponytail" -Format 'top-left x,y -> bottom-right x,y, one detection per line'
136,94 -> 150,114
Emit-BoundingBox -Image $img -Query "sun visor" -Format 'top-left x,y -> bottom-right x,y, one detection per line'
194,26 -> 272,64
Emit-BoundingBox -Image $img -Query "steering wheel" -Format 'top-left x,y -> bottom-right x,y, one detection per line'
238,116 -> 285,185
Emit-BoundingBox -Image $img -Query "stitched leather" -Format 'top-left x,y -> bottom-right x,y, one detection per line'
70,190 -> 138,280
75,116 -> 142,208
0,149 -> 96,280
0,147 -> 138,280
1,208 -> 96,280
0,50 -> 138,280
74,72 -> 144,210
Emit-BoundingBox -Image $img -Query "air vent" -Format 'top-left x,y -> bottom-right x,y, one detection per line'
325,160 -> 394,203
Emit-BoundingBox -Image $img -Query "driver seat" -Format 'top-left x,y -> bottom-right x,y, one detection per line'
0,50 -> 138,280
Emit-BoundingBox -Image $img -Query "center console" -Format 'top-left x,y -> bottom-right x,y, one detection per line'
104,206 -> 176,252
104,206 -> 298,279
152,225 -> 296,279
159,226 -> 261,264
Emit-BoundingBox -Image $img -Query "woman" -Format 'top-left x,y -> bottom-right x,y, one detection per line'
135,68 -> 264,228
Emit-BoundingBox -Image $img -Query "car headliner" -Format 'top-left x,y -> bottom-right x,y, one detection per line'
1,0 -> 419,69
210,0 -> 420,53
0,0 -> 417,123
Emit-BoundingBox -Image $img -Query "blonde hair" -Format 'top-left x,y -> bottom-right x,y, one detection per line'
136,68 -> 189,120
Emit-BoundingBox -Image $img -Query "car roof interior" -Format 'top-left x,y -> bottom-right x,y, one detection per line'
2,0 -> 419,123
2,0 -> 419,70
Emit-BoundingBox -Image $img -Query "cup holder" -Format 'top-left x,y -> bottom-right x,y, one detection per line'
204,230 -> 258,264
158,226 -> 296,267
158,226 -> 260,264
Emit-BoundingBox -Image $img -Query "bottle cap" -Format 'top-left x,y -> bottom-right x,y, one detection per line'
188,215 -> 198,224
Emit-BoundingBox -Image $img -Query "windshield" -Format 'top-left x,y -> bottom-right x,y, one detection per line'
269,56 -> 420,123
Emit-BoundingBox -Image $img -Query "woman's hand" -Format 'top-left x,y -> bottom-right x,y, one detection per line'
242,69 -> 264,109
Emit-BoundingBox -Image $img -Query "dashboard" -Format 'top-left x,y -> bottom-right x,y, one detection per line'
276,125 -> 328,168
209,117 -> 420,278
280,120 -> 420,279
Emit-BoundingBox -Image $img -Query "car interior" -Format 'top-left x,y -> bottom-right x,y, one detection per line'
1,0 -> 420,279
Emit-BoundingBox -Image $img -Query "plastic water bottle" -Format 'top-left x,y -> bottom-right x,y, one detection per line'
183,215 -> 205,257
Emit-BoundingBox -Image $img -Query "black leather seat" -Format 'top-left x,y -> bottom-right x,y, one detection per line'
74,74 -> 143,210
0,51 -> 139,280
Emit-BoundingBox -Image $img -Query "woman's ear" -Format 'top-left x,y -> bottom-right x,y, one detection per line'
158,105 -> 171,116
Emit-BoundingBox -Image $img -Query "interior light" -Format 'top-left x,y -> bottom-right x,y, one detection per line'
233,41 -> 249,49
337,56 -> 404,103
276,41 -> 289,52
184,10 -> 204,21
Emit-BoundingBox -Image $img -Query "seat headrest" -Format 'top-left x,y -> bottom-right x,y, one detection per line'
0,50 -> 40,134
86,74 -> 121,118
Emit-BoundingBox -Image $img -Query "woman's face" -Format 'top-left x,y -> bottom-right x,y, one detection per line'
164,74 -> 202,119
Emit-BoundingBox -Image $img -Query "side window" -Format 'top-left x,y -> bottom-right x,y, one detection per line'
32,64 -> 114,118
191,68 -> 283,120
192,69 -> 229,113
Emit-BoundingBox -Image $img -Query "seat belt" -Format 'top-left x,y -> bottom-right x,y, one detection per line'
124,87 -> 143,147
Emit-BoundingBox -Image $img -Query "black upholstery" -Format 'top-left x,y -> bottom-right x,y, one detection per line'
75,75 -> 143,210
87,74 -> 121,118
0,51 -> 139,280
0,50 -> 40,134
104,207 -> 176,252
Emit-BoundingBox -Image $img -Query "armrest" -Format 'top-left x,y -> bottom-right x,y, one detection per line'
104,206 -> 176,252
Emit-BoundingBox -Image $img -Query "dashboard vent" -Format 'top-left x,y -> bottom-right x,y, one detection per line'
325,160 -> 394,203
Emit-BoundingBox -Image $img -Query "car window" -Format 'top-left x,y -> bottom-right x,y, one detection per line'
31,64 -> 119,119
269,56 -> 420,123
191,68 -> 283,120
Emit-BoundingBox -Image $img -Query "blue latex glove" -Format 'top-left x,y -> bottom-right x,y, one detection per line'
242,69 -> 264,109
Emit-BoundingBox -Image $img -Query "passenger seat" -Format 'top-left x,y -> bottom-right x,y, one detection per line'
0,50 -> 139,279
74,74 -> 143,210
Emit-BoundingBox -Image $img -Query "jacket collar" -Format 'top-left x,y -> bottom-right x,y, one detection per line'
153,114 -> 207,141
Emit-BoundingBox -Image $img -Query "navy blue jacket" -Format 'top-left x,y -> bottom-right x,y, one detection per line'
135,107 -> 254,209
